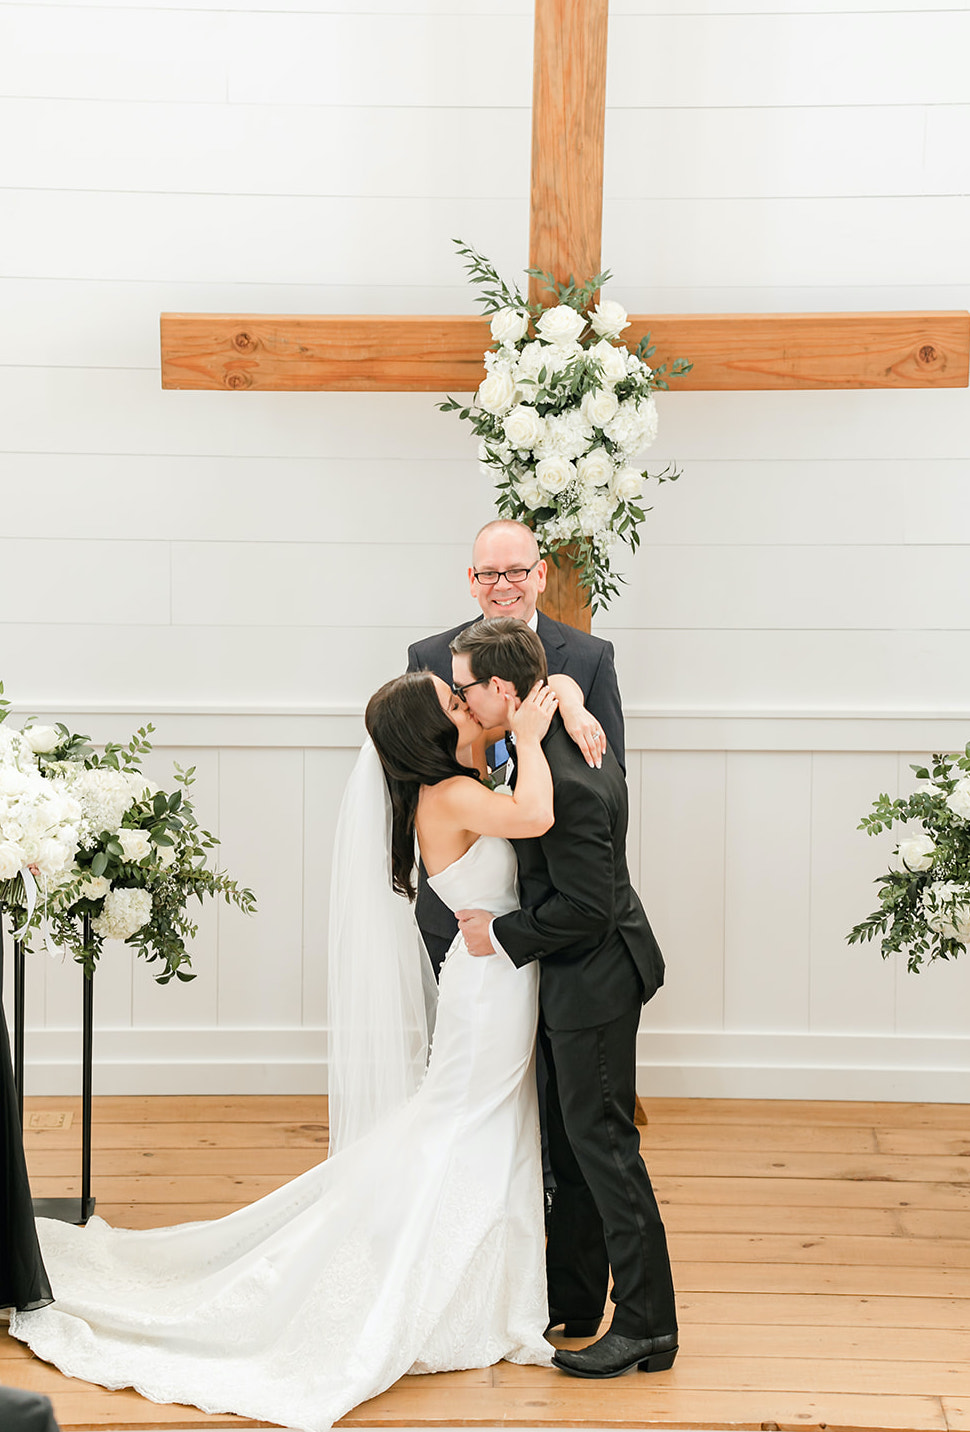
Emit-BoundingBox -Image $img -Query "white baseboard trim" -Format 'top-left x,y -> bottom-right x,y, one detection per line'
19,1027 -> 970,1102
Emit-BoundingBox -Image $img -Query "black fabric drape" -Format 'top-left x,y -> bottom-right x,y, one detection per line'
1,999 -> 53,1311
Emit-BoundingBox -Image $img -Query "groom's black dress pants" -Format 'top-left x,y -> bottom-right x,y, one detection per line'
541,1006 -> 677,1339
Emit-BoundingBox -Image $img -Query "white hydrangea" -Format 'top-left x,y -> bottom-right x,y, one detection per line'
605,395 -> 659,456
514,341 -> 579,386
60,767 -> 136,846
533,409 -> 593,462
577,492 -> 618,537
92,886 -> 152,941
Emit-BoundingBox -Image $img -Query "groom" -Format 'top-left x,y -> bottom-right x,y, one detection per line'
452,618 -> 678,1380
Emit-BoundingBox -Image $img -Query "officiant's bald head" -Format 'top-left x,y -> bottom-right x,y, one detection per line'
469,520 -> 547,623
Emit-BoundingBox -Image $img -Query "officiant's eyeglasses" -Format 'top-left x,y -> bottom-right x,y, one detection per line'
472,561 -> 540,587
451,677 -> 490,702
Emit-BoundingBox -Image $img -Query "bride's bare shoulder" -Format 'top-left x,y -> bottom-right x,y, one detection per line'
419,775 -> 477,813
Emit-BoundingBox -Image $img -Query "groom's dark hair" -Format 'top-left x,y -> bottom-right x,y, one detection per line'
451,618 -> 547,699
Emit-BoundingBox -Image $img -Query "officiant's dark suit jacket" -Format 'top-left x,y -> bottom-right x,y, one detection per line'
491,714 -> 662,1028
407,612 -> 626,968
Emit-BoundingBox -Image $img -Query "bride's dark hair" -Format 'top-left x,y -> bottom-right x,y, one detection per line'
364,671 -> 479,902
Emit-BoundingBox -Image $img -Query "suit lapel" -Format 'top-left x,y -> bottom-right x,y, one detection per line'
536,611 -> 568,675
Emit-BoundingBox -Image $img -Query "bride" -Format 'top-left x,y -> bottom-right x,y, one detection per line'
9,668 -> 567,1431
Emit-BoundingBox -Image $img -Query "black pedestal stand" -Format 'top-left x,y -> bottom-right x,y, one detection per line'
2,913 -> 96,1225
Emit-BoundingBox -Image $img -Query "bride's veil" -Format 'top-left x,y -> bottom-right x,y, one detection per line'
326,737 -> 438,1157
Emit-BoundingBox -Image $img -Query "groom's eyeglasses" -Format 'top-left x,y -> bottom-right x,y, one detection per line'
472,561 -> 540,587
451,677 -> 490,702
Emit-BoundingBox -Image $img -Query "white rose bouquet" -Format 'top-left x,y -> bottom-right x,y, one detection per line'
439,240 -> 692,611
0,682 -> 255,982
848,745 -> 970,972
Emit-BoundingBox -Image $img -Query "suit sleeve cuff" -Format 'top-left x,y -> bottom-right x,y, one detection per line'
489,919 -> 510,959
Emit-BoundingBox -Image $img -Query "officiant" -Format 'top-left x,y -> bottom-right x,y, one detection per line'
407,517 -> 625,975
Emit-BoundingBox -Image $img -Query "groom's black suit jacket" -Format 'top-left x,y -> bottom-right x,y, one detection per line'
408,612 -> 626,961
493,715 -> 663,1031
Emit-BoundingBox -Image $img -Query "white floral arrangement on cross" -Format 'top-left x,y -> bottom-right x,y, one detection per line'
0,682 -> 255,982
439,240 -> 692,611
848,747 -> 970,972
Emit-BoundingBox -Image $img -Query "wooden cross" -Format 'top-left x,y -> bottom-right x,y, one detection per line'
159,0 -> 970,633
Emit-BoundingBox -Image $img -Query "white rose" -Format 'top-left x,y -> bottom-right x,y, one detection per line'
922,880 -> 970,943
33,838 -> 73,877
588,338 -> 628,384
535,456 -> 576,495
589,299 -> 630,340
490,308 -> 529,345
477,370 -> 517,416
577,448 -> 614,488
503,405 -> 545,450
156,843 -> 178,870
126,773 -> 159,802
79,874 -> 111,900
892,833 -> 936,873
23,726 -> 60,754
610,466 -> 645,501
535,304 -> 586,345
0,768 -> 31,798
0,840 -> 25,880
945,778 -> 970,821
580,387 -> 620,428
118,828 -> 152,863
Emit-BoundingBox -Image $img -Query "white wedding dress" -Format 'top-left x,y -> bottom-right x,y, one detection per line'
10,836 -> 552,1431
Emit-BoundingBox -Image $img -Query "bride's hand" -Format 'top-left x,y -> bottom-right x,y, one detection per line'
547,675 -> 605,769
508,682 -> 558,744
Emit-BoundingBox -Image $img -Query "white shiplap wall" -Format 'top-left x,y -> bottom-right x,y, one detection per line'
1,0 -> 968,1100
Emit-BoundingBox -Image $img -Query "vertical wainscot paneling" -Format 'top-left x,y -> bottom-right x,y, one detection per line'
215,748 -> 305,1029
301,746 -> 361,1030
808,752 -> 899,1034
638,751 -> 727,1034
723,752 -> 813,1032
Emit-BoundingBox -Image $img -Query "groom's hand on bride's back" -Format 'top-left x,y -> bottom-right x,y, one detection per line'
457,909 -> 495,957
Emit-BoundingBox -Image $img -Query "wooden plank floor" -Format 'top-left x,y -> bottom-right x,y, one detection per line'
2,1095 -> 969,1432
